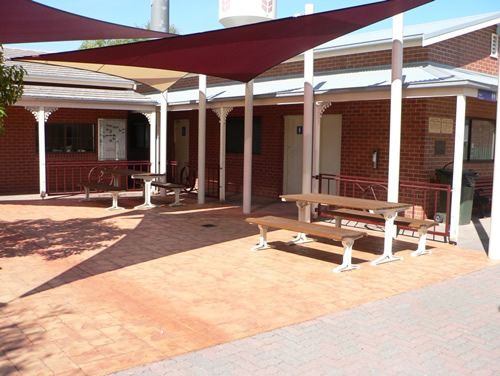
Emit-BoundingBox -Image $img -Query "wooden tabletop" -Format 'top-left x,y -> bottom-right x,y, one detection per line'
280,193 -> 410,213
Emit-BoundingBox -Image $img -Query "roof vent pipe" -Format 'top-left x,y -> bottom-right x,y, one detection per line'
151,0 -> 169,32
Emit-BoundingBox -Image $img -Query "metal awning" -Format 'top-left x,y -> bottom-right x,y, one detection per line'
165,63 -> 498,108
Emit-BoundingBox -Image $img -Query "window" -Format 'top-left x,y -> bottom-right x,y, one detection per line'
464,118 -> 495,161
226,116 -> 261,154
45,123 -> 95,153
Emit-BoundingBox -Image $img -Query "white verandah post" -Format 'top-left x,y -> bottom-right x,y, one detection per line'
26,106 -> 57,197
302,3 -> 314,223
159,91 -> 168,194
198,74 -> 207,204
449,95 -> 466,244
214,107 -> 232,202
243,80 -> 254,214
488,30 -> 500,259
387,13 -> 403,204
149,110 -> 157,173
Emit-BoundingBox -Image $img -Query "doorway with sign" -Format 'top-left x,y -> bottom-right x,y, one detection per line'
283,114 -> 341,194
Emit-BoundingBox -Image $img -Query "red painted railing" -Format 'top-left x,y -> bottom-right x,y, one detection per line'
46,160 -> 151,195
317,174 -> 451,239
46,160 -> 220,198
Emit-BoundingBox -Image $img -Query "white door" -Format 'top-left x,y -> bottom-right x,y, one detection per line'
174,119 -> 190,180
319,114 -> 342,193
98,119 -> 126,161
283,115 -> 303,194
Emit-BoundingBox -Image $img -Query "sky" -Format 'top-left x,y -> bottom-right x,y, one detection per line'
5,0 -> 500,52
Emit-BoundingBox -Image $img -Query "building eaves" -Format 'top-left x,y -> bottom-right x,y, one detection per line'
21,85 -> 158,106
4,47 -> 136,90
167,63 -> 498,107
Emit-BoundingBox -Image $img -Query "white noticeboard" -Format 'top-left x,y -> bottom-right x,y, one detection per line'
98,119 -> 126,161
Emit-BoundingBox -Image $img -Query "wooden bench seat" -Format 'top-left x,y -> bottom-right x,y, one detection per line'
328,208 -> 436,257
79,182 -> 126,211
151,182 -> 186,206
245,215 -> 366,273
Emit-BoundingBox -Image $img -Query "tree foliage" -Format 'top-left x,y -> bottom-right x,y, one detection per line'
79,23 -> 179,49
0,45 -> 26,136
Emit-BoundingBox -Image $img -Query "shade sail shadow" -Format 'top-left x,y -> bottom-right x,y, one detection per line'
20,206 -> 259,297
0,211 -> 133,260
267,241 -> 369,267
472,216 -> 489,254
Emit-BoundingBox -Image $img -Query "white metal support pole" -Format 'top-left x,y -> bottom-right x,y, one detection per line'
449,95 -> 466,244
488,31 -> 500,259
38,107 -> 46,197
243,80 -> 254,214
149,110 -> 157,173
159,91 -> 168,194
302,3 -> 314,223
216,107 -> 232,202
388,13 -> 403,204
198,74 -> 207,204
219,108 -> 227,202
312,102 -> 322,195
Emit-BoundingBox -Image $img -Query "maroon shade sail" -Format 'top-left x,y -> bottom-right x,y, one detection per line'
17,0 -> 432,89
0,0 -> 173,44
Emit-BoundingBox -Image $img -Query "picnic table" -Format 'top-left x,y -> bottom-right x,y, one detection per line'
102,168 -> 164,209
280,193 -> 411,265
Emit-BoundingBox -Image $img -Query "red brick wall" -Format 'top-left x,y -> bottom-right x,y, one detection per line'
427,26 -> 499,76
0,106 -> 128,195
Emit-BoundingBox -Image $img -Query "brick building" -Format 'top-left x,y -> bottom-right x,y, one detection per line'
165,12 -> 499,201
1,12 -> 499,218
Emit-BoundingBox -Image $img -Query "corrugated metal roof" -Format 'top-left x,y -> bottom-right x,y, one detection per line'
167,63 -> 498,106
316,12 -> 500,52
5,47 -> 135,88
22,85 -> 158,105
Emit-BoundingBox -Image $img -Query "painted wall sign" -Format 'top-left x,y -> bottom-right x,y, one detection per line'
478,90 -> 497,102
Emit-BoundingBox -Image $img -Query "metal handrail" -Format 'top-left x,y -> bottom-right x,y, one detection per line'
317,174 -> 451,239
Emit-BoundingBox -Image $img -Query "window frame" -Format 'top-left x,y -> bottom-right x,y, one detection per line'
44,122 -> 95,153
463,117 -> 496,162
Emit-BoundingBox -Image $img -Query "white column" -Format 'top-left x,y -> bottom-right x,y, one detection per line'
312,101 -> 332,195
159,91 -> 168,192
302,4 -> 315,223
38,107 -> 47,197
387,13 -> 404,204
243,80 -> 254,214
488,39 -> 500,259
149,110 -> 157,173
198,74 -> 207,204
214,107 -> 233,202
27,106 -> 57,197
449,95 -> 466,244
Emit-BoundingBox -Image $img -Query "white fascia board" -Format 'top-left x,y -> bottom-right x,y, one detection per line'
423,18 -> 500,47
24,74 -> 136,90
16,98 -> 157,112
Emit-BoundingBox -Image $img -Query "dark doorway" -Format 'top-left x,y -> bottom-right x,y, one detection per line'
128,113 -> 150,161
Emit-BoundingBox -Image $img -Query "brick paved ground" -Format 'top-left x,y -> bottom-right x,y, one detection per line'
111,264 -> 500,376
0,193 -> 498,375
